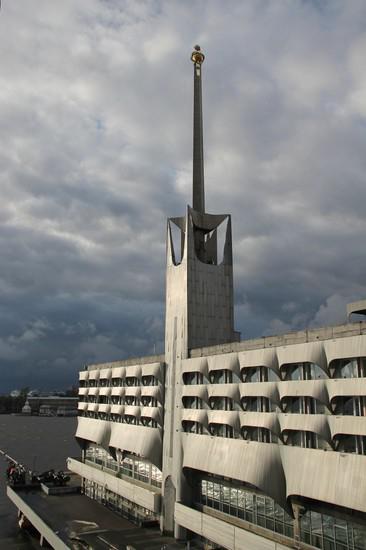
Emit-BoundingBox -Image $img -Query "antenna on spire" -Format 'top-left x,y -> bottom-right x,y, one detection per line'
191,45 -> 205,214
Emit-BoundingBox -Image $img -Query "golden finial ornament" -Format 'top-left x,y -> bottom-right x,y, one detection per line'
191,45 -> 205,64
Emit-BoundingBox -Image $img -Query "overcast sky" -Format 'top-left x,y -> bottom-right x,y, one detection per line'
1,0 -> 366,392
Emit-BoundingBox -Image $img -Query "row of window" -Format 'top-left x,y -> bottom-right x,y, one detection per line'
79,375 -> 160,388
182,423 -> 366,454
84,479 -> 156,522
80,396 -> 159,406
80,411 -> 159,427
183,395 -> 366,416
85,444 -> 162,488
196,476 -> 366,550
80,358 -> 366,390
183,358 -> 366,385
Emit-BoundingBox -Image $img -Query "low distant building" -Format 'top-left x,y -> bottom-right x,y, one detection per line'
22,396 -> 78,416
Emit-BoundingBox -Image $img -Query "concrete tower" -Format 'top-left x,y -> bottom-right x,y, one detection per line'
161,46 -> 239,535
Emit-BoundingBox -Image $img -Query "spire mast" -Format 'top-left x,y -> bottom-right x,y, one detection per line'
191,45 -> 205,213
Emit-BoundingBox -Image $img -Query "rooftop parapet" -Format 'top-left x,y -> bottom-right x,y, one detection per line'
347,299 -> 366,320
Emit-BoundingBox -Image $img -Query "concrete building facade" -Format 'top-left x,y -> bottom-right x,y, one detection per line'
68,47 -> 366,550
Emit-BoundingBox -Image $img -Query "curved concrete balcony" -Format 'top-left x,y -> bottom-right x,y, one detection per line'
140,385 -> 163,403
110,422 -> 162,469
278,413 -> 331,444
238,347 -> 279,377
182,431 -> 366,514
181,384 -> 208,402
325,335 -> 366,365
182,433 -> 287,510
98,404 -> 111,414
75,417 -> 162,468
124,405 -> 141,419
111,386 -> 125,397
280,444 -> 366,513
141,362 -> 164,382
188,335 -> 366,381
207,383 -> 240,402
328,415 -> 366,439
99,387 -> 112,397
110,404 -> 124,416
239,411 -> 280,436
239,382 -> 279,404
111,366 -> 126,380
207,410 -> 239,429
207,353 -> 240,377
181,408 -> 208,426
140,406 -> 162,426
79,370 -> 89,382
125,364 -> 142,380
181,357 -> 208,378
326,378 -> 366,402
125,386 -> 141,398
277,341 -> 328,375
76,417 -> 111,449
88,369 -> 100,381
99,367 -> 112,381
278,379 -> 328,406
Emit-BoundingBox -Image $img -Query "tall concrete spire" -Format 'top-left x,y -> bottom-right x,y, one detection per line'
191,45 -> 205,213
162,47 -> 239,536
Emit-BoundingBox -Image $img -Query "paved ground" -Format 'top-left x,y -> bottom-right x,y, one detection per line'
11,487 -> 189,549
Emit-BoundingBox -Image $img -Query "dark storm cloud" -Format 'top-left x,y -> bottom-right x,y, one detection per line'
0,0 -> 366,392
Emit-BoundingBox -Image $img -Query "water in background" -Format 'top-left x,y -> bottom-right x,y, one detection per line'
0,415 -> 79,548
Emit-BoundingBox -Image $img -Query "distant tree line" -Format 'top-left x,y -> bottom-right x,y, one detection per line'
0,388 -> 28,414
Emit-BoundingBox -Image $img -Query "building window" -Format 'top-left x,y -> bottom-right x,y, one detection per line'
332,396 -> 366,416
141,375 -> 158,386
125,396 -> 139,406
84,479 -> 157,523
209,396 -> 233,410
140,417 -> 158,428
141,395 -> 158,407
126,377 -> 139,387
84,446 -> 162,490
241,366 -> 277,383
124,415 -> 137,424
281,396 -> 324,414
182,396 -> 203,409
283,430 -> 319,449
241,396 -> 272,412
241,426 -> 276,443
300,509 -> 366,550
198,477 -> 293,538
209,423 -> 233,438
281,362 -> 326,381
183,372 -> 203,385
331,358 -> 366,379
334,434 -> 366,455
209,370 -> 232,384
182,420 -> 202,434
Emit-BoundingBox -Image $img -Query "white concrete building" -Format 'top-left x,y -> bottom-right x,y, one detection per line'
68,47 -> 366,550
